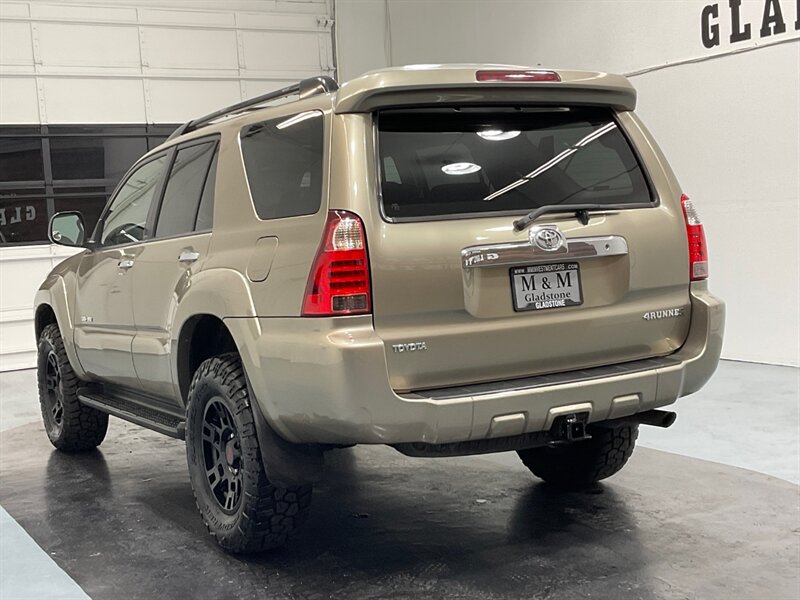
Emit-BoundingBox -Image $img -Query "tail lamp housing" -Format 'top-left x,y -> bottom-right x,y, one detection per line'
680,194 -> 709,281
302,210 -> 371,316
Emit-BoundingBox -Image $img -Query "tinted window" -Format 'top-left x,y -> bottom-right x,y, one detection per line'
0,124 -> 179,246
101,155 -> 167,246
377,107 -> 652,220
155,141 -> 216,238
195,151 -> 217,232
50,136 -> 147,181
240,110 -> 323,220
0,191 -> 47,244
0,137 -> 44,180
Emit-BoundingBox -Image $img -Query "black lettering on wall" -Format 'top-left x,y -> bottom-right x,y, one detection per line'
729,0 -> 752,41
760,0 -> 787,36
702,4 -> 721,47
795,0 -> 799,29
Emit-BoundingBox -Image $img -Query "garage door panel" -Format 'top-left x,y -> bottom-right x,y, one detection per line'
241,30 -> 322,71
0,22 -> 33,66
142,27 -> 239,71
42,78 -> 145,123
139,8 -> 236,27
0,77 -> 39,123
37,23 -> 140,68
236,11 -> 324,30
147,79 -> 242,122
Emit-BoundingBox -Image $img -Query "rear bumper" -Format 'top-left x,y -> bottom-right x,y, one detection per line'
243,282 -> 724,445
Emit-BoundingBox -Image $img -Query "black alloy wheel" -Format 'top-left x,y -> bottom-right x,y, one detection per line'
42,350 -> 65,436
36,323 -> 108,451
185,353 -> 313,553
201,398 -> 243,514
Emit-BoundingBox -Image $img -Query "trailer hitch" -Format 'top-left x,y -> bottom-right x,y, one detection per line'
549,413 -> 592,445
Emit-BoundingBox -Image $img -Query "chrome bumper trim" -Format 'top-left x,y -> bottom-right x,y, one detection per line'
461,235 -> 628,268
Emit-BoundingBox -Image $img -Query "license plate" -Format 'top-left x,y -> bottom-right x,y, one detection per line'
510,262 -> 583,312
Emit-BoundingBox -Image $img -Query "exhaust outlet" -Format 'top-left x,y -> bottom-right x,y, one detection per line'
599,409 -> 677,429
632,409 -> 677,428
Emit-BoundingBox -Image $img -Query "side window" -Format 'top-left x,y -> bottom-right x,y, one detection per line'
194,150 -> 217,232
240,110 -> 323,220
101,155 -> 167,246
155,141 -> 217,238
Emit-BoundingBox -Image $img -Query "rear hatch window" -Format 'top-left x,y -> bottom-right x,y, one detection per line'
377,107 -> 653,221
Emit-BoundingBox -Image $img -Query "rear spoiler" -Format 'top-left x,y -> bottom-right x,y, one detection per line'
334,66 -> 636,113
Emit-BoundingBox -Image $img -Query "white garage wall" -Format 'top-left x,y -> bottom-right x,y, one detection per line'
0,0 -> 334,371
336,0 -> 800,366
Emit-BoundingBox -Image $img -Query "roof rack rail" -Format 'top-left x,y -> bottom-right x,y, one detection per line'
167,75 -> 338,141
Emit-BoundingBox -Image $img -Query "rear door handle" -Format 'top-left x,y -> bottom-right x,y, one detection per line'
117,258 -> 135,269
178,250 -> 200,263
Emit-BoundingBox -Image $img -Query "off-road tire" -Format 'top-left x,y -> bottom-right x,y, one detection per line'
185,353 -> 312,553
37,323 -> 108,451
517,423 -> 638,489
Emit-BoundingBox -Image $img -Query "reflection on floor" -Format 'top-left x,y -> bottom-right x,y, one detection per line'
0,360 -> 798,599
1,420 -> 799,600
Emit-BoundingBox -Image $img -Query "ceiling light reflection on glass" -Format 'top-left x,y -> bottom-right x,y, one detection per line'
276,111 -> 319,130
477,130 -> 521,141
441,162 -> 481,176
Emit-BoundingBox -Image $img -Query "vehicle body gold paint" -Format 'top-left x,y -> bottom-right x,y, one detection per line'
34,65 -> 724,447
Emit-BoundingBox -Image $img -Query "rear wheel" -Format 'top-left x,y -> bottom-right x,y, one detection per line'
37,323 -> 108,451
185,353 -> 312,553
517,423 -> 638,489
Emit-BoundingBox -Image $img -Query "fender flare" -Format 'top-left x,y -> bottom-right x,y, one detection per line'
34,276 -> 86,378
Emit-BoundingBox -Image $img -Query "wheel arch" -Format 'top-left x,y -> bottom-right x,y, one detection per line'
175,314 -> 237,404
34,303 -> 57,340
176,314 -> 324,487
34,280 -> 86,378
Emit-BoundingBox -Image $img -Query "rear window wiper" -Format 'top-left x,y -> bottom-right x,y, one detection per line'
513,203 -> 640,231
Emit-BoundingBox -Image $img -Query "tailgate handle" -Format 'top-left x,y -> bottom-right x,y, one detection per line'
462,235 -> 628,269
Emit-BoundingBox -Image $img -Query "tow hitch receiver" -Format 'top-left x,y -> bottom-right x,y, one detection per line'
549,413 -> 591,445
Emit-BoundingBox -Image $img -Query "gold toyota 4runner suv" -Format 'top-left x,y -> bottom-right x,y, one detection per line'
35,65 -> 724,553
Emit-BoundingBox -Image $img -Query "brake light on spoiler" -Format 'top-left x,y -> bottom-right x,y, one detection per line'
475,69 -> 561,82
303,210 -> 372,316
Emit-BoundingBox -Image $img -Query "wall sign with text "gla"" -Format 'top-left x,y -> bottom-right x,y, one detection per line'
701,0 -> 799,48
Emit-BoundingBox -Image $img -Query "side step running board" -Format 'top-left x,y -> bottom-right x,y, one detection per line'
79,392 -> 185,440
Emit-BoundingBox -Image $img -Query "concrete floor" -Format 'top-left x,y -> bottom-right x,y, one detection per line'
0,361 -> 798,599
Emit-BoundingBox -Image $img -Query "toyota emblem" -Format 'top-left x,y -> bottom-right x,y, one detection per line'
529,225 -> 566,252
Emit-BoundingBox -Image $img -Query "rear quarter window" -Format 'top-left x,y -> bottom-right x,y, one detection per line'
240,110 -> 324,220
377,107 -> 653,220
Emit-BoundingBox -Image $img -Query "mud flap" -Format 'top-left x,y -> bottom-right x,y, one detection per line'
243,374 -> 324,487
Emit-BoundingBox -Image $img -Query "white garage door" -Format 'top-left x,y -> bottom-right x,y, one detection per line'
0,0 -> 335,370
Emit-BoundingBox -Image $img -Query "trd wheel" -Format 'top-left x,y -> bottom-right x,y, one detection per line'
185,353 -> 312,553
517,423 -> 639,489
37,323 -> 108,451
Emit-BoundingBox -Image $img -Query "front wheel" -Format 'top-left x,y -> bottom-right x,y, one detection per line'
185,353 -> 312,553
37,323 -> 108,452
517,423 -> 639,489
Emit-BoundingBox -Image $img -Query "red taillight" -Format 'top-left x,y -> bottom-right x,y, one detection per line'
475,69 -> 561,82
302,210 -> 371,316
681,194 -> 708,281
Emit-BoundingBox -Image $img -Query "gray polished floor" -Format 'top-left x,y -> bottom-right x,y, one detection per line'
0,361 -> 798,600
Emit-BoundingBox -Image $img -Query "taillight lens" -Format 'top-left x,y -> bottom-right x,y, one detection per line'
475,69 -> 561,82
681,194 -> 708,281
302,210 -> 371,316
